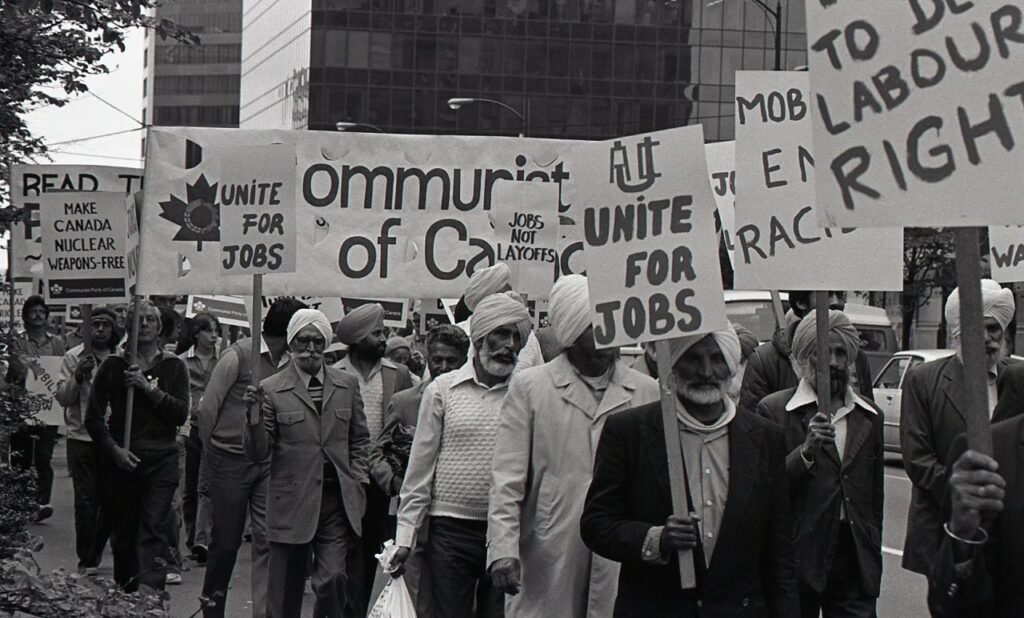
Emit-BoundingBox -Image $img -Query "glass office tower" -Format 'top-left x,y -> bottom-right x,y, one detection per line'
240,0 -> 807,141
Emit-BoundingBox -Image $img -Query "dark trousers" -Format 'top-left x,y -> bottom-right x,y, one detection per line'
103,444 -> 179,592
799,523 -> 878,618
201,445 -> 269,618
10,424 -> 59,505
268,479 -> 354,618
346,482 -> 394,617
425,517 -> 504,618
67,438 -> 110,569
183,426 -> 203,548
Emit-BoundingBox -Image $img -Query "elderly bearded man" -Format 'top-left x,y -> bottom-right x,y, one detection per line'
901,279 -> 1021,576
757,311 -> 884,617
487,275 -> 659,618
244,309 -> 371,618
391,293 -> 533,618
581,326 -> 798,617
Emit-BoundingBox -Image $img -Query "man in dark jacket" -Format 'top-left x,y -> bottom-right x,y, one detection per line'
927,416 -> 1024,617
757,310 -> 883,617
901,280 -> 1018,576
85,300 -> 190,592
739,291 -> 873,416
581,326 -> 798,617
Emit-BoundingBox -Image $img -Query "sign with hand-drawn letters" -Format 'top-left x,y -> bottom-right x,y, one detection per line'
989,226 -> 1024,283
571,125 -> 727,348
733,71 -> 902,291
805,0 -> 1024,227
38,191 -> 130,304
26,356 -> 64,427
492,181 -> 560,299
139,127 -> 578,297
705,141 -> 736,266
9,165 -> 143,279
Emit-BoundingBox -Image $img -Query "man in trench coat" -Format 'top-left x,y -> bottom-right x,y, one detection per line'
487,275 -> 659,617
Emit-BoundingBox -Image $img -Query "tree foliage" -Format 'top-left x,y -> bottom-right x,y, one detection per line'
901,228 -> 958,349
0,0 -> 198,217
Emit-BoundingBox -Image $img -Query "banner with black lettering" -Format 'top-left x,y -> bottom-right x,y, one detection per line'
139,127 -> 577,297
989,226 -> 1024,282
570,125 -> 727,348
805,0 -> 1024,227
734,71 -> 903,291
705,141 -> 736,266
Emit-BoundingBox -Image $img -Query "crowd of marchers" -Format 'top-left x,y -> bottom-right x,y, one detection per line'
4,267 -> 1023,618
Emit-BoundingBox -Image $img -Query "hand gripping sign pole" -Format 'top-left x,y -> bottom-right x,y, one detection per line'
654,340 -> 698,589
953,228 -> 994,456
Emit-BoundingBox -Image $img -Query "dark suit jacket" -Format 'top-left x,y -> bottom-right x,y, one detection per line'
244,363 -> 371,543
900,356 -> 1021,574
580,402 -> 799,617
335,357 -> 413,433
928,415 -> 1024,617
757,387 -> 884,597
992,362 -> 1024,423
370,380 -> 430,495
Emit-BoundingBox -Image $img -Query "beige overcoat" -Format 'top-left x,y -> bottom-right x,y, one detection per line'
487,354 -> 659,618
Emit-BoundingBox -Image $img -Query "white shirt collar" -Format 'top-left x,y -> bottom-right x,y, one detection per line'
785,378 -> 877,415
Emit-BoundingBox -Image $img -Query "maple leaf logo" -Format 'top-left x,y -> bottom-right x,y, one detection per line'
49,283 -> 63,295
159,174 -> 221,251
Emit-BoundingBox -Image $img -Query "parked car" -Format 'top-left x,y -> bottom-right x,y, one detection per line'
873,349 -> 956,454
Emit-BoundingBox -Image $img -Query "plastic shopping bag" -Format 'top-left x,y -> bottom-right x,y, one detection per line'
367,540 -> 416,618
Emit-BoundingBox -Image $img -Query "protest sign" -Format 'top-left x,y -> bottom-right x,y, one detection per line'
38,191 -> 130,304
492,180 -> 560,299
125,192 -> 141,295
139,127 -> 578,297
187,295 -> 250,328
805,1 -> 1024,227
218,144 -> 298,275
419,299 -> 454,332
66,305 -> 83,324
733,71 -> 903,291
705,141 -> 736,265
571,125 -> 727,348
341,298 -> 408,329
25,356 -> 64,427
0,280 -> 31,330
989,226 -> 1024,283
10,165 -> 143,278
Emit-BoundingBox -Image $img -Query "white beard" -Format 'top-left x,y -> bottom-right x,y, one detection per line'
678,381 -> 730,405
478,340 -> 516,377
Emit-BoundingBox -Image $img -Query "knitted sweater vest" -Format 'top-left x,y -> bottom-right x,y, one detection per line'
430,373 -> 501,521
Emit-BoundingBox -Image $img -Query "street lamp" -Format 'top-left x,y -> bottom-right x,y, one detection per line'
746,0 -> 784,71
335,122 -> 384,133
447,97 -> 529,137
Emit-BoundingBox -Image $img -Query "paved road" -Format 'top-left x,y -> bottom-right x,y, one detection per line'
31,448 -> 927,616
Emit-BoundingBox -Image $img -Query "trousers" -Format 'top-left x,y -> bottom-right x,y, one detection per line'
66,438 -> 110,569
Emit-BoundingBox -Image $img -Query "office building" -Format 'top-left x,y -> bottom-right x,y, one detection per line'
240,0 -> 807,141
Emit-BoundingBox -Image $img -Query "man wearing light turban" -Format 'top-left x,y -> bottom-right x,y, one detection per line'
487,275 -> 658,617
757,310 -> 884,617
390,292 -> 533,617
581,325 -> 798,617
332,302 -> 413,614
901,279 -> 1023,576
244,309 -> 370,618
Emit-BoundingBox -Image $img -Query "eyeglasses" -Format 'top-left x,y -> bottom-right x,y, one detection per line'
293,335 -> 326,349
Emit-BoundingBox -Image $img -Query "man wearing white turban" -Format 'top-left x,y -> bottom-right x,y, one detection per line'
487,274 -> 658,618
332,302 -> 413,615
244,309 -> 370,618
390,293 -> 532,618
757,311 -> 883,618
901,279 -> 1022,575
581,326 -> 799,617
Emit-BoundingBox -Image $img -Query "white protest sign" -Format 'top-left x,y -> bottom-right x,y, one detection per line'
9,165 -> 143,278
38,191 -> 131,304
705,141 -> 736,265
420,299 -> 455,331
25,356 -> 64,427
989,226 -> 1024,282
340,298 -> 408,329
125,192 -> 141,295
218,144 -> 298,275
492,181 -> 560,299
139,127 -> 579,297
805,1 -> 1024,227
186,295 -> 250,328
571,125 -> 727,348
0,280 -> 32,330
733,71 -> 903,291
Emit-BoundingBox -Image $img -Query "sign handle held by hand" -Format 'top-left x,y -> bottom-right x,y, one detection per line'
123,295 -> 141,450
250,274 -> 263,388
953,227 -> 994,456
653,340 -> 698,590
814,292 -> 832,417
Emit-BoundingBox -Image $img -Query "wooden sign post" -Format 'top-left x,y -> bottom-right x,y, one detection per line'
953,228 -> 994,456
122,295 -> 140,450
814,292 -> 832,416
249,274 -> 264,388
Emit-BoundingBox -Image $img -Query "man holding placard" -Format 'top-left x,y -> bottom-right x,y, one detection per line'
757,311 -> 883,617
900,281 -> 1018,576
581,326 -> 798,616
84,300 -> 189,592
487,274 -> 659,617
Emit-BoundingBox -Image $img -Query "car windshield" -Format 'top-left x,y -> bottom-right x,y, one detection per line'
725,300 -> 783,342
